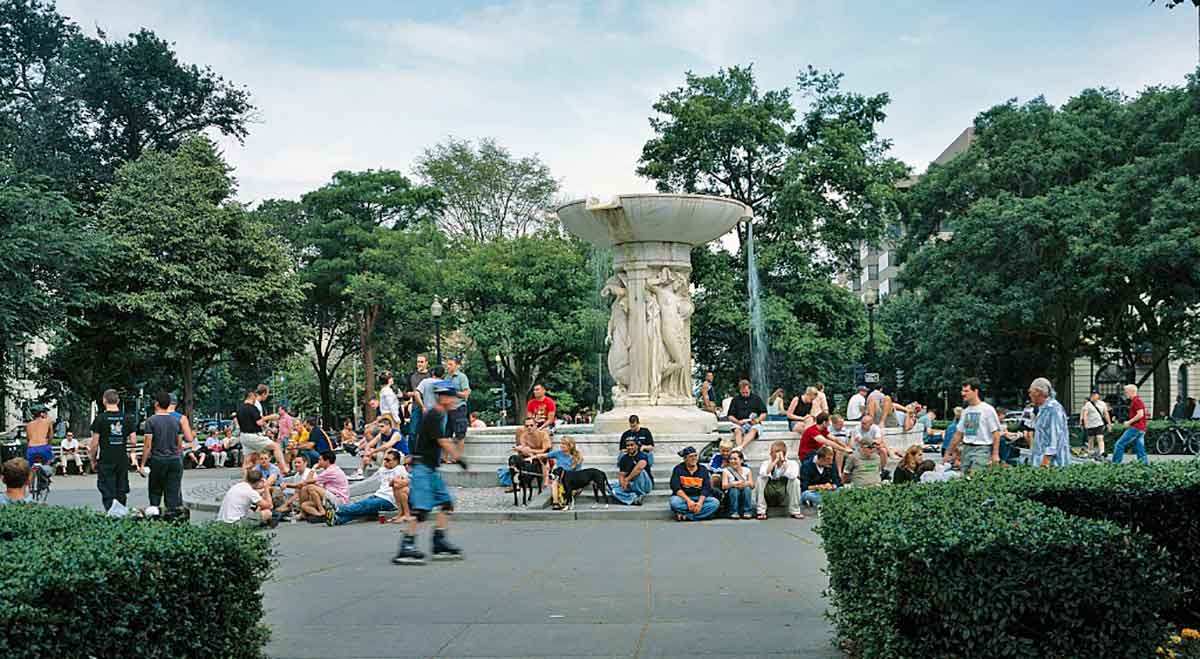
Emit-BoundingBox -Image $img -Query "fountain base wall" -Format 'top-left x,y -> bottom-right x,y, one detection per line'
591,404 -> 717,435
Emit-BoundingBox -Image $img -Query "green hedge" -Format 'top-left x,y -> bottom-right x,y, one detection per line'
0,505 -> 272,659
818,464 -> 1192,658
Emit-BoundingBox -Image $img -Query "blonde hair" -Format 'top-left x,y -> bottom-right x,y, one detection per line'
718,438 -> 734,450
805,386 -> 818,397
560,436 -> 583,468
770,440 -> 788,455
902,444 -> 922,471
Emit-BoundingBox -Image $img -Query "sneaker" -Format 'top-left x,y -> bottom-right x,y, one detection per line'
741,513 -> 753,519
323,508 -> 335,526
729,513 -> 740,519
431,530 -> 463,560
392,535 -> 426,565
348,471 -> 365,482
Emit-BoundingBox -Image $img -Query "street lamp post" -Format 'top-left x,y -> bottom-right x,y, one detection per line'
494,353 -> 507,425
864,288 -> 878,369
430,297 -> 444,365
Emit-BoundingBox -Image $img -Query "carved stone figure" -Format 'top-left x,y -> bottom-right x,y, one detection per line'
601,273 -> 630,393
647,266 -> 693,400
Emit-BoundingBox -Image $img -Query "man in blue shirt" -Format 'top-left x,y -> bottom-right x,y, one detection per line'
1028,378 -> 1071,468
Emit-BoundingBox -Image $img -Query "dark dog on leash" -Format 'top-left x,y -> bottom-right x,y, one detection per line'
508,454 -> 543,506
553,467 -> 611,509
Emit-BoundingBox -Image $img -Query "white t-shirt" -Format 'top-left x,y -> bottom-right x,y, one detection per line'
722,465 -> 752,485
853,424 -> 882,445
60,437 -> 79,451
379,385 -> 401,419
959,402 -> 1001,446
846,393 -> 866,421
282,467 -> 313,487
1081,399 -> 1108,429
372,465 -> 409,504
217,482 -> 262,523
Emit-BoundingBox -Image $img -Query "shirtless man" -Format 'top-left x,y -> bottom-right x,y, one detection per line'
24,406 -> 54,468
508,418 -> 551,489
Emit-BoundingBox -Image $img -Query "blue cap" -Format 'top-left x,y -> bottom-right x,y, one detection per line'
433,380 -> 458,396
677,446 -> 697,458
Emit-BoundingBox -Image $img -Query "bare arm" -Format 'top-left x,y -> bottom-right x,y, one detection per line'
139,433 -> 152,470
88,433 -> 100,465
180,416 -> 195,443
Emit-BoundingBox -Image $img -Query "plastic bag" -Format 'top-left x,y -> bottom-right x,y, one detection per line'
107,500 -> 129,518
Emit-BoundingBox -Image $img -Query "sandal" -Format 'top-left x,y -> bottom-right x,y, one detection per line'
791,512 -> 806,520
756,513 -> 767,520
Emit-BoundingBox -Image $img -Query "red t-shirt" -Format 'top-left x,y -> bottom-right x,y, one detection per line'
797,424 -> 830,462
527,396 -> 557,426
1128,396 -> 1148,431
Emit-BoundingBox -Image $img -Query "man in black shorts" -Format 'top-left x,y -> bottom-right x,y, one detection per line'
88,389 -> 137,512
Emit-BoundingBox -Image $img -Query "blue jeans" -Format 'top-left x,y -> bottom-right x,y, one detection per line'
1112,428 -> 1148,465
725,487 -> 754,516
670,495 -> 719,521
333,495 -> 396,525
801,490 -> 823,507
612,471 -> 652,505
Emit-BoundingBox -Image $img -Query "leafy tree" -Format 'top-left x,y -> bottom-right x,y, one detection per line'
444,235 -> 605,420
94,135 -> 306,414
639,65 -> 901,394
415,137 -> 559,241
297,170 -> 441,420
0,164 -> 101,428
902,82 -> 1200,413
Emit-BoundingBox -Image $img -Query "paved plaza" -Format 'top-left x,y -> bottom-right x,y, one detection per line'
44,468 -> 838,658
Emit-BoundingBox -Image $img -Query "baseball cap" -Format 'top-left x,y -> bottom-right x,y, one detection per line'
677,446 -> 697,458
857,384 -> 868,392
433,380 -> 458,396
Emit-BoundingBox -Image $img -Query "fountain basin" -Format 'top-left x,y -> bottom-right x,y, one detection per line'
556,194 -> 751,247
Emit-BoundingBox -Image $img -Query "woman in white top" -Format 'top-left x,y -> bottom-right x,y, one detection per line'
1080,390 -> 1112,461
766,389 -> 787,419
721,450 -> 755,519
378,371 -> 401,423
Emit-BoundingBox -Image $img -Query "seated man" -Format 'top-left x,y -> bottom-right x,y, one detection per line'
669,446 -> 718,522
498,417 -> 550,489
58,432 -> 85,475
799,446 -> 841,507
216,468 -> 277,528
756,440 -> 804,520
179,432 -> 204,469
203,431 -> 226,468
842,436 -> 883,488
727,379 -> 767,451
279,455 -> 314,516
619,414 -> 655,467
0,457 -> 31,505
334,449 -> 410,525
298,451 -> 349,525
526,384 -> 557,435
611,438 -> 652,505
797,413 -> 852,471
351,417 -> 406,481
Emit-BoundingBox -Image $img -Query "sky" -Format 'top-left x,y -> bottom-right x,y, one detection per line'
53,0 -> 1200,205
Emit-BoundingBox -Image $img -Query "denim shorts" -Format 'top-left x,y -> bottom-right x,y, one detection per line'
409,463 -> 454,512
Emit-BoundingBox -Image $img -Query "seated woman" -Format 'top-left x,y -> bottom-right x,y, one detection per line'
612,438 -> 652,505
891,445 -> 924,484
766,388 -> 788,422
669,446 -> 719,522
544,436 -> 584,510
720,450 -> 755,519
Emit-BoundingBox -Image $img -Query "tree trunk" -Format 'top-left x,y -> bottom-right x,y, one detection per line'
0,349 -> 7,432
182,360 -> 195,419
1152,343 -> 1172,419
316,363 -> 335,429
510,360 -> 537,424
69,395 -> 92,437
361,305 -> 379,422
1052,344 -> 1074,407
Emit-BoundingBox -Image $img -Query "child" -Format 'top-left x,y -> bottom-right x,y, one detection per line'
842,437 -> 883,488
721,450 -> 755,519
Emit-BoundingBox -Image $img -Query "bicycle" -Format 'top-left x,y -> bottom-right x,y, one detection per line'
1155,418 -> 1200,456
28,456 -> 53,502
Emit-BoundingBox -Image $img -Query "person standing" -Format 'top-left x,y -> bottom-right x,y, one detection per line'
24,405 -> 54,467
88,389 -> 137,512
846,385 -> 868,423
277,404 -> 296,453
728,379 -> 767,451
1112,384 -> 1149,465
1080,389 -> 1112,461
526,384 -> 557,434
1028,378 -> 1071,468
444,357 -> 472,452
393,382 -> 464,564
138,392 -> 193,514
379,371 -> 401,424
229,390 -> 289,475
407,355 -> 432,399
947,379 -> 1002,473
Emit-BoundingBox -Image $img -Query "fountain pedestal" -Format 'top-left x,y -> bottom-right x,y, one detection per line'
555,194 -> 752,434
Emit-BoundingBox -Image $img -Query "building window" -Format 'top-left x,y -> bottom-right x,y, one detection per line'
868,264 -> 879,281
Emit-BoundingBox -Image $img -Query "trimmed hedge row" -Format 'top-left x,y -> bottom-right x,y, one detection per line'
818,462 -> 1200,658
0,505 -> 272,659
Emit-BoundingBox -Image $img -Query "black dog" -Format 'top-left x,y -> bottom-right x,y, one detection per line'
553,467 -> 611,509
508,454 -> 543,506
